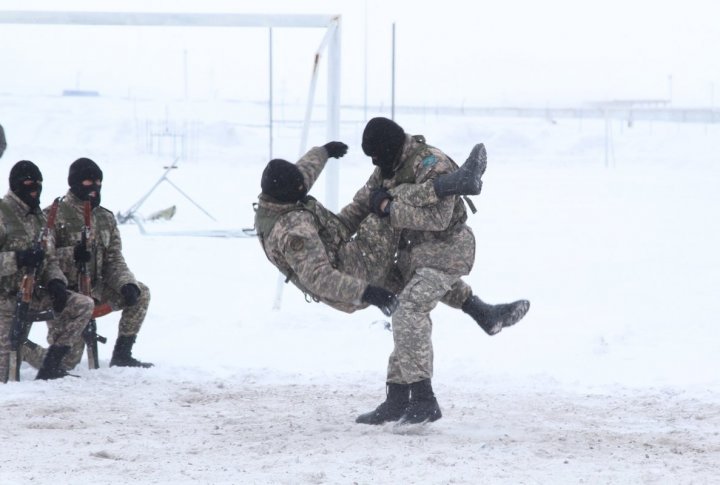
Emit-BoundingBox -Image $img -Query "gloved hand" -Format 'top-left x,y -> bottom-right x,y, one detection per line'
121,283 -> 141,307
323,141 -> 348,159
361,285 -> 399,316
368,188 -> 392,217
73,241 -> 92,264
47,279 -> 68,313
16,247 -> 45,269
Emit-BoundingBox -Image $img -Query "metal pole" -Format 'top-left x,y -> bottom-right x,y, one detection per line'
183,49 -> 188,100
391,22 -> 396,120
268,28 -> 274,160
326,18 -> 342,211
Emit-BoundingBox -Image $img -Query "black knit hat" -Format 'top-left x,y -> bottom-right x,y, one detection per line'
261,159 -> 308,203
9,160 -> 42,191
9,160 -> 43,210
361,117 -> 405,178
68,157 -> 103,187
362,117 -> 405,158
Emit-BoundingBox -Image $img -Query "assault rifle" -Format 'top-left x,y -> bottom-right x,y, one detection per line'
8,197 -> 60,382
77,200 -> 107,369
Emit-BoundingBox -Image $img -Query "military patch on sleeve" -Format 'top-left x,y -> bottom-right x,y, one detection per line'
289,236 -> 304,252
422,155 -> 437,168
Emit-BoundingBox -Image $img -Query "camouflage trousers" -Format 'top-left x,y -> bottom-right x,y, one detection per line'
0,290 -> 94,383
22,281 -> 151,371
386,225 -> 476,384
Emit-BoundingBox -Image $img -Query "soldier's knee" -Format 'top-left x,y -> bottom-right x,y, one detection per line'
137,281 -> 151,304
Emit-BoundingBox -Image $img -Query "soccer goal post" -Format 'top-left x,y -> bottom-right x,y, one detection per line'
0,10 -> 342,210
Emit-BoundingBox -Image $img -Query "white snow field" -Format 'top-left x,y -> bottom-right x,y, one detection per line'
1,94 -> 719,484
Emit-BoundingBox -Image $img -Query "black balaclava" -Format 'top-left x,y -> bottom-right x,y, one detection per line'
9,160 -> 43,210
68,157 -> 103,207
261,159 -> 308,203
361,117 -> 406,179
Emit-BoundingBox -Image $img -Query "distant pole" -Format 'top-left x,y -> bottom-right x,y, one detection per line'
363,0 -> 368,122
268,28 -> 274,160
391,22 -> 396,120
667,75 -> 673,103
183,49 -> 188,100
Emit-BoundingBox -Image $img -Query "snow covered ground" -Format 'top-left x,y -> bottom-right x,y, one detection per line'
1,94 -> 719,484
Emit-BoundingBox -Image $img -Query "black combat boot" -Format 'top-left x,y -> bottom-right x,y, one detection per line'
433,143 -> 487,197
399,379 -> 442,424
35,345 -> 71,380
462,295 -> 530,336
110,335 -> 154,368
356,383 -> 410,425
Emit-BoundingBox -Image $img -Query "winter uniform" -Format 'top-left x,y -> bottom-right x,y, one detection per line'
340,132 -> 475,386
0,164 -> 94,382
255,146 -> 400,313
23,158 -> 152,370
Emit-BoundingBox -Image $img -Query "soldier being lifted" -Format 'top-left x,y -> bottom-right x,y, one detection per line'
0,161 -> 94,381
24,158 -> 153,371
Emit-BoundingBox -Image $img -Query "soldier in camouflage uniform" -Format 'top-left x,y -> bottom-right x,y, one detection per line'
23,158 -> 152,370
255,142 -> 400,316
255,141 -> 487,319
0,161 -> 94,382
343,117 -> 530,425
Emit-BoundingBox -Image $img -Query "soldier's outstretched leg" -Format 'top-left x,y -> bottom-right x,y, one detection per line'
356,383 -> 410,425
433,143 -> 487,197
461,295 -> 530,336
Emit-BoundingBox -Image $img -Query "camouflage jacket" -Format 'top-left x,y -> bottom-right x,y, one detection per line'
338,134 -> 468,245
255,147 -> 367,313
0,191 -> 66,297
49,191 -> 137,299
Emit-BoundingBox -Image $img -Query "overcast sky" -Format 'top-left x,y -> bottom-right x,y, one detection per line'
1,0 -> 719,107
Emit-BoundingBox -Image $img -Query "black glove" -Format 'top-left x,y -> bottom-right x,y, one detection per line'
73,241 -> 92,264
361,285 -> 399,317
121,283 -> 141,307
47,279 -> 68,313
16,247 -> 45,269
369,188 -> 392,217
323,141 -> 348,159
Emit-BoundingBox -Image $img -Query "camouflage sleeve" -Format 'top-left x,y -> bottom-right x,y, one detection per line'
337,169 -> 381,234
281,213 -> 367,304
387,150 -> 457,231
296,146 -> 330,192
0,218 -> 17,277
102,219 -> 137,292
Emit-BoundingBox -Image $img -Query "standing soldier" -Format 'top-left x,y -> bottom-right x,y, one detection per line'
0,161 -> 94,381
341,117 -> 530,425
23,158 -> 153,370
